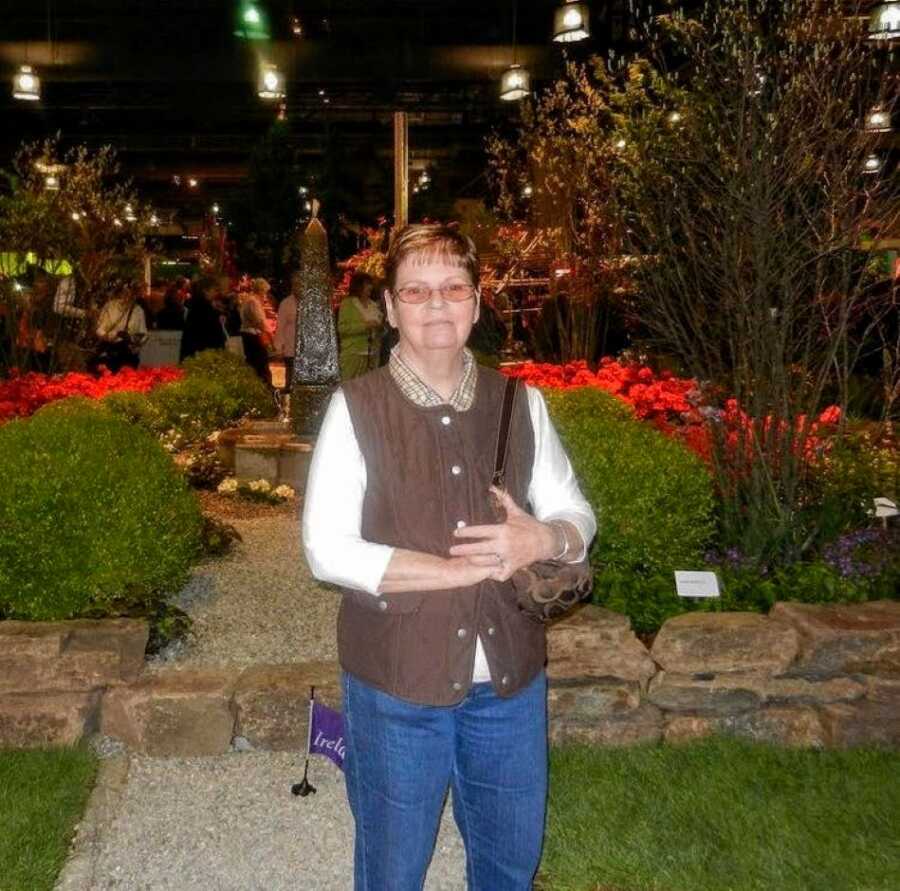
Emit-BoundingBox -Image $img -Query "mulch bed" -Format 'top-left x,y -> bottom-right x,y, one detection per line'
195,489 -> 301,520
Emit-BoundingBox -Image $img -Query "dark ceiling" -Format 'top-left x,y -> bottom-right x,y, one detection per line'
1,1 -> 634,224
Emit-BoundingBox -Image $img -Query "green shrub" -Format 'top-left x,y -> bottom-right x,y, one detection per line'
0,399 -> 201,621
544,387 -> 716,577
182,349 -> 276,417
142,349 -> 275,442
102,389 -> 165,434
805,426 -> 899,545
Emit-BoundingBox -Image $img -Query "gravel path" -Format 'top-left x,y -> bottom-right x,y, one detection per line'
81,753 -> 466,890
150,507 -> 340,669
72,501 -> 469,889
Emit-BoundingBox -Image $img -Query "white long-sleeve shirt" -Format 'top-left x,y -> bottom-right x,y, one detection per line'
274,296 -> 297,358
96,298 -> 147,341
302,383 -> 597,683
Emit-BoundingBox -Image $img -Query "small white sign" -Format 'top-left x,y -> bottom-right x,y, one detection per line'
874,497 -> 898,519
675,571 -> 721,598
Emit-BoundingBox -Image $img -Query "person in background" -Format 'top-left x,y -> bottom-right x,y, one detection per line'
17,274 -> 55,373
274,280 -> 299,388
91,280 -> 148,372
180,278 -> 226,361
252,277 -> 279,338
239,283 -> 272,386
375,278 -> 398,367
338,271 -> 382,380
155,281 -> 187,330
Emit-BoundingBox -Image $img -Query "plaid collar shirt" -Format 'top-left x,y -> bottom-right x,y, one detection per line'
388,345 -> 477,412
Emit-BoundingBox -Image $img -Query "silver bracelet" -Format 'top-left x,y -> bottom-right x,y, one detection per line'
549,521 -> 568,562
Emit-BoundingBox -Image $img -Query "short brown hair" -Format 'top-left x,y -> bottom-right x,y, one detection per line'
385,224 -> 479,291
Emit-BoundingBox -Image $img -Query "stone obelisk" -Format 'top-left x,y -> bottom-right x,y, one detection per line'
290,201 -> 340,436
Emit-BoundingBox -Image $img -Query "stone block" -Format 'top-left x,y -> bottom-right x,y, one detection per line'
769,600 -> 900,677
279,439 -> 314,493
862,675 -> 900,706
663,715 -> 717,745
821,701 -> 900,749
549,703 -> 663,747
647,671 -> 864,715
0,618 -> 149,694
63,619 -> 149,680
648,671 -> 761,715
664,706 -> 828,749
0,621 -> 66,659
547,677 -> 641,724
235,442 -> 280,484
0,691 -> 100,747
101,668 -> 238,757
547,605 -> 656,687
718,706 -> 827,749
650,612 -> 798,676
233,661 -> 341,752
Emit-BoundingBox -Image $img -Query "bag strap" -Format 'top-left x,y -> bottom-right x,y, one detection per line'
492,376 -> 519,489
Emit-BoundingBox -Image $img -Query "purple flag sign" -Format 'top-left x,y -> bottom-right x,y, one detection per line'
309,700 -> 346,770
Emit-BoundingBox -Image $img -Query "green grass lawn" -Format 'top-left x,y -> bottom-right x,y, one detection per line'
0,747 -> 97,891
539,737 -> 900,891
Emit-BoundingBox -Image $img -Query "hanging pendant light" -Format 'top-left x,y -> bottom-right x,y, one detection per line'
500,64 -> 530,101
44,174 -> 60,191
868,2 -> 900,41
553,1 -> 590,43
500,1 -> 530,102
13,64 -> 40,101
863,153 -> 884,175
258,63 -> 286,100
864,106 -> 892,133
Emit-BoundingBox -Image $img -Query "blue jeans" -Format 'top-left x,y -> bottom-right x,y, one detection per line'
342,670 -> 548,891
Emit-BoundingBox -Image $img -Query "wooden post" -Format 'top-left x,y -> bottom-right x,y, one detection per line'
393,111 -> 409,229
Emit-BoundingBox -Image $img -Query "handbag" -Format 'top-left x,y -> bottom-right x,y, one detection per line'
490,376 -> 594,622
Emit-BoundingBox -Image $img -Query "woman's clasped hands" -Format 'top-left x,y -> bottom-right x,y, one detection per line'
448,486 -> 559,583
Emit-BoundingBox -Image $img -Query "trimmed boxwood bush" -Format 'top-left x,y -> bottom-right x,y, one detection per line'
544,387 -> 716,632
0,398 -> 201,621
147,350 -> 276,441
102,389 -> 166,433
103,350 -> 276,443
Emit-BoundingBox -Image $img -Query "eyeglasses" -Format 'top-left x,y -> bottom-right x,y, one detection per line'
393,282 -> 477,304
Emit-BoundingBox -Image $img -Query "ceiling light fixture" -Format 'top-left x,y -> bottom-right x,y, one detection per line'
258,63 -> 286,100
868,2 -> 900,41
501,1 -> 530,102
864,106 -> 892,132
552,1 -> 590,44
13,64 -> 40,101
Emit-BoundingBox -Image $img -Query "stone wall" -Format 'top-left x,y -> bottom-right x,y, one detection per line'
548,601 -> 900,750
1,601 -> 898,755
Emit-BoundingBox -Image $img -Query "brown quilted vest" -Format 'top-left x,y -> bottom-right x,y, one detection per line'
338,364 -> 544,706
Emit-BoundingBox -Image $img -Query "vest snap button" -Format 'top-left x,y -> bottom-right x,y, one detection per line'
501,675 -> 509,685
441,415 -> 451,426
378,600 -> 388,611
457,628 -> 467,638
451,465 -> 462,476
452,681 -> 462,691
456,520 -> 467,529
487,626 -> 495,636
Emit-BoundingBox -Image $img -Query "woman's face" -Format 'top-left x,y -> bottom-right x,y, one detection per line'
386,255 -> 479,358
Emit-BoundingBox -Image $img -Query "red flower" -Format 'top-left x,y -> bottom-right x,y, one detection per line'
0,366 -> 184,423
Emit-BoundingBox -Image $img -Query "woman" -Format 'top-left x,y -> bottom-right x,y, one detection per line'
338,271 -> 383,379
238,285 -> 272,386
179,278 -> 226,361
303,224 -> 596,890
92,281 -> 148,372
